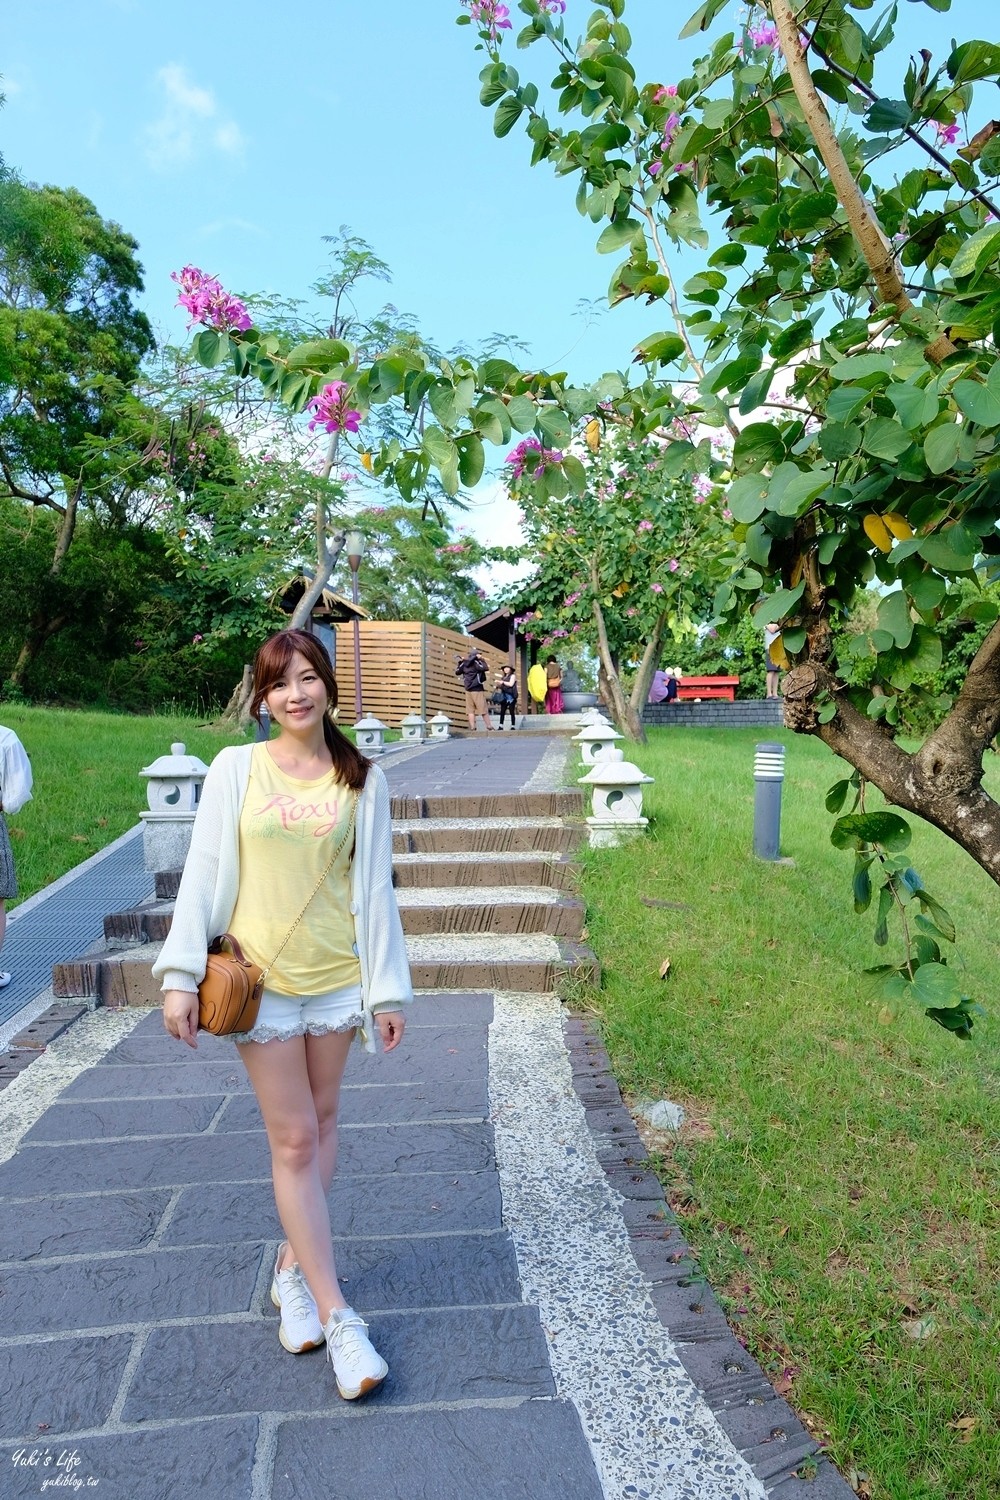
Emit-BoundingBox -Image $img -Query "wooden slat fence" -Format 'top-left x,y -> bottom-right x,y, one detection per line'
331,621 -> 508,727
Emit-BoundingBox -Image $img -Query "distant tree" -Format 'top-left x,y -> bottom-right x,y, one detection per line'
0,173 -> 155,688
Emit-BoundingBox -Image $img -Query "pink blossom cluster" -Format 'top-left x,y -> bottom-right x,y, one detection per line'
668,558 -> 680,572
466,0 -> 511,38
652,83 -> 678,103
441,542 -> 470,554
650,582 -> 664,594
307,381 -> 362,435
692,474 -> 714,502
637,519 -> 654,533
749,20 -> 779,47
504,436 -> 563,479
539,0 -> 566,11
935,120 -> 960,146
171,266 -> 252,332
563,590 -> 582,607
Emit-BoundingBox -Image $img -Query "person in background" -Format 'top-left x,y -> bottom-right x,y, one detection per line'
544,655 -> 563,715
0,724 -> 33,991
455,648 -> 494,732
496,664 -> 518,730
764,627 -> 781,699
664,668 -> 680,704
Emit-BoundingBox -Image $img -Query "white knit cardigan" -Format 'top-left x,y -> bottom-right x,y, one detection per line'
152,745 -> 413,1050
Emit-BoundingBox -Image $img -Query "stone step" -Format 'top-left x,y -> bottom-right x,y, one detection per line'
52,934 -> 599,1005
396,887 -> 585,938
393,819 -> 585,855
105,884 -> 586,946
390,791 -> 583,820
392,851 -> 579,890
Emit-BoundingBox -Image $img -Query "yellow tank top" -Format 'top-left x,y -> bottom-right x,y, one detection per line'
229,743 -> 361,996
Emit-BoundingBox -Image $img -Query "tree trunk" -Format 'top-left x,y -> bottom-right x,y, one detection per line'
590,572 -> 646,742
783,621 -> 1000,889
220,663 -> 254,728
628,612 -> 667,725
6,478 -> 81,692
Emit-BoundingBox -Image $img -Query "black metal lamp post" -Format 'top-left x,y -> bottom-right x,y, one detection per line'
346,529 -> 366,721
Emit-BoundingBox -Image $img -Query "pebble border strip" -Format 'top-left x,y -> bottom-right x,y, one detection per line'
560,1014 -> 856,1499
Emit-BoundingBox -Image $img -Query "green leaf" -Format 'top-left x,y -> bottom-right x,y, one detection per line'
744,520 -> 772,567
679,0 -> 731,38
872,884 -> 893,946
422,425 -> 456,467
480,358 -> 519,388
734,423 -> 784,469
636,332 -> 686,366
194,329 -> 228,368
753,581 -> 806,626
887,382 -> 938,430
947,40 -> 1000,85
428,382 -> 457,428
286,338 -> 350,371
831,353 -> 894,383
918,530 -> 977,572
909,962 -> 962,1006
770,321 -> 815,361
827,386 -> 871,423
913,890 -> 957,943
830,811 -> 912,851
863,97 -> 916,132
924,1003 -> 975,1040
819,422 -> 862,460
505,394 -> 536,432
862,418 -> 912,461
727,473 -> 770,524
737,366 -> 773,416
853,862 -> 873,913
494,96 -> 525,137
597,219 -> 644,254
907,571 -> 947,612
456,433 -> 485,488
949,221 -> 1000,281
877,590 -> 914,649
923,423 -> 962,475
562,453 -> 588,495
954,379 -> 1000,428
768,463 -> 833,517
826,778 -> 852,814
537,406 -> 572,447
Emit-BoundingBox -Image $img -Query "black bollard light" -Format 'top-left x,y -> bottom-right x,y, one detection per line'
753,742 -> 785,860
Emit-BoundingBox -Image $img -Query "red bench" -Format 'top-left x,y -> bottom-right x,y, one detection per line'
676,675 -> 739,701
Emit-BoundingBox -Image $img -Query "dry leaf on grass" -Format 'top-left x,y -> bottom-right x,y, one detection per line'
947,1416 -> 977,1442
901,1314 -> 937,1340
659,958 -> 672,979
69,835 -> 89,843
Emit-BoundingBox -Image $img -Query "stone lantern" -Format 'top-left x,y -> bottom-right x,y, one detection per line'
577,707 -> 607,727
578,758 -> 654,847
400,712 -> 427,743
139,742 -> 209,873
428,712 -> 451,741
354,714 -> 387,755
573,721 -> 623,765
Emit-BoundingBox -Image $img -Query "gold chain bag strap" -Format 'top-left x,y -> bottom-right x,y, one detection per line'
197,791 -> 359,1036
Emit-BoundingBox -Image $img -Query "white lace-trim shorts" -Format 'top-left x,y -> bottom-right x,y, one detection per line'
231,981 -> 363,1046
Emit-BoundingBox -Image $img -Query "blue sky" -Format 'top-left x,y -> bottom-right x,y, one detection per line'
1,0 -> 966,560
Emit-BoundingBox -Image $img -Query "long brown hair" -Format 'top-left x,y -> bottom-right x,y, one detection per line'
250,629 -> 370,790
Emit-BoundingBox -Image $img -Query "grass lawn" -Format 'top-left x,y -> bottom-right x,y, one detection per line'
2,706 -> 252,905
576,727 -> 1000,1499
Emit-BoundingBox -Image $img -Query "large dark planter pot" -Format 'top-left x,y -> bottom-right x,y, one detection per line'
562,691 -> 598,712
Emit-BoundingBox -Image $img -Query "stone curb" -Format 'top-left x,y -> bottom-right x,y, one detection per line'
561,1017 -> 856,1500
0,1002 -> 95,1093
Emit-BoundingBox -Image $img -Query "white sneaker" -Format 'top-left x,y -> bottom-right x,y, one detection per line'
323,1305 -> 388,1399
270,1247 -> 324,1353
0,972 -> 11,991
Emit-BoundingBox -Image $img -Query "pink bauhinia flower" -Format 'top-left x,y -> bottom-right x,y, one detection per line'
306,381 -> 362,435
466,0 -> 512,39
749,21 -> 779,47
171,265 -> 252,332
668,558 -> 680,572
653,84 -> 678,103
538,0 -> 566,11
935,120 -> 961,146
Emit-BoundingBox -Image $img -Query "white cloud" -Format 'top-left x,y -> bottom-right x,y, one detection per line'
144,64 -> 245,172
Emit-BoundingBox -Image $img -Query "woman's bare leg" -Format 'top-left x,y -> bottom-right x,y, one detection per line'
238,1029 -> 354,1318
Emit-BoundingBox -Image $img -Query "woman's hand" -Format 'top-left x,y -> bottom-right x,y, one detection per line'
163,989 -> 200,1049
375,1010 -> 406,1052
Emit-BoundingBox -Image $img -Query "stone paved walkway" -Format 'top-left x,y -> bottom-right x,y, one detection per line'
0,735 -> 850,1500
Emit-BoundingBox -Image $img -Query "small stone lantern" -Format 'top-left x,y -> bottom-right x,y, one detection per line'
573,721 -> 623,766
139,742 -> 209,874
354,714 -> 387,755
429,712 -> 451,741
578,758 -> 654,847
400,712 -> 427,743
577,707 -> 607,726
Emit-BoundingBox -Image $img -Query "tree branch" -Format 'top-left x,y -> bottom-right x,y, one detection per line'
768,0 -> 957,362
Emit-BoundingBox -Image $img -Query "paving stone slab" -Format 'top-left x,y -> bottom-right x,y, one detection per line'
219,1075 -> 486,1131
61,1059 -> 251,1101
404,990 -> 494,1024
335,1230 -> 520,1310
271,1400 -> 603,1500
0,1190 -> 171,1261
0,1333 -> 133,1440
162,1168 -> 503,1244
0,1242 -> 262,1335
122,1305 -> 553,1423
0,1418 -> 258,1500
1,1121 -> 494,1196
23,1093 -> 225,1144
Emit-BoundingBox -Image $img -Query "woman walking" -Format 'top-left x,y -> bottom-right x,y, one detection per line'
544,655 -> 564,715
156,629 -> 411,1400
496,664 -> 518,730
